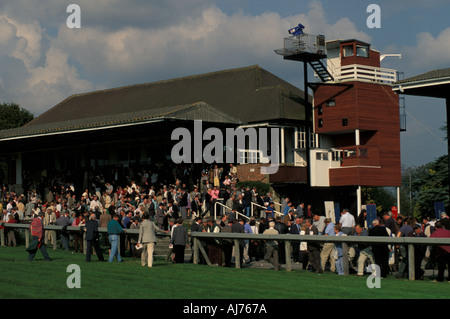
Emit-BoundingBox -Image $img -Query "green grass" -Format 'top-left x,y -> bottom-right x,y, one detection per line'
0,245 -> 449,299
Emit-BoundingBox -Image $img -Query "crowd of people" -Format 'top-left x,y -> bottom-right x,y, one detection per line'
1,163 -> 450,282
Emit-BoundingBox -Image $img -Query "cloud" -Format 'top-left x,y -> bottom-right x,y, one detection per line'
0,15 -> 94,115
404,28 -> 450,72
0,0 -> 371,115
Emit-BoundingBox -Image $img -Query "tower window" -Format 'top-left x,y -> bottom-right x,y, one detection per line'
356,45 -> 369,58
343,45 -> 354,57
327,100 -> 336,107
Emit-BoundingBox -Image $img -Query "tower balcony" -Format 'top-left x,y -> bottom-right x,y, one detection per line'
336,145 -> 380,167
330,64 -> 398,84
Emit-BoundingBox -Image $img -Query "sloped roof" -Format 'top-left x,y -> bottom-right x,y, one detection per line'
392,67 -> 450,98
0,102 -> 241,141
396,68 -> 450,84
25,65 -> 308,130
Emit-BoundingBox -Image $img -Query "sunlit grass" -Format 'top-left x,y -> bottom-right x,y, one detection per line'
0,246 -> 448,299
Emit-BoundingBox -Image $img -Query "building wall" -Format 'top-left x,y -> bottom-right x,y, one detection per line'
314,81 -> 401,187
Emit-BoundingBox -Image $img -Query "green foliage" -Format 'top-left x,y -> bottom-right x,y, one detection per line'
235,181 -> 271,195
0,102 -> 34,130
403,155 -> 449,219
362,186 -> 396,213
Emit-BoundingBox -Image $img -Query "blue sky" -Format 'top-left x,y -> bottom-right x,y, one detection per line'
0,0 -> 448,167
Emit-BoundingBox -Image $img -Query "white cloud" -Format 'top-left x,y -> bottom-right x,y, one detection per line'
0,15 -> 94,115
0,0 -> 371,115
405,28 -> 450,71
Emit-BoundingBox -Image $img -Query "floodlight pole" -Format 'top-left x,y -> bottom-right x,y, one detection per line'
447,96 -> 450,199
304,61 -> 312,191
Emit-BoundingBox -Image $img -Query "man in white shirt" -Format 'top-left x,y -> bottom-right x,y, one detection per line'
339,208 -> 355,235
90,195 -> 103,212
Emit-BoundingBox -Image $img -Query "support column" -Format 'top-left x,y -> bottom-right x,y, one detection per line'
304,62 -> 311,190
280,127 -> 285,164
447,97 -> 450,200
15,153 -> 23,185
357,186 -> 362,217
397,187 -> 401,215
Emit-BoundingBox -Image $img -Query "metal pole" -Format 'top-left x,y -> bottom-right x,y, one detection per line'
446,97 -> 450,200
304,62 -> 311,190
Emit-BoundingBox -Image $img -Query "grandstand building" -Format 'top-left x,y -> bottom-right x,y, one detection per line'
0,38 -> 404,214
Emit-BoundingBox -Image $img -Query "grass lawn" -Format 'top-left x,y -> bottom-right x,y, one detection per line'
0,245 -> 449,300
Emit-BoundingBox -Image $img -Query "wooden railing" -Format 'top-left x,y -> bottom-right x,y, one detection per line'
191,231 -> 450,281
3,222 -> 450,281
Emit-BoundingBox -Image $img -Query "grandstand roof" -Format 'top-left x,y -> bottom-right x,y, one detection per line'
26,64 -> 307,126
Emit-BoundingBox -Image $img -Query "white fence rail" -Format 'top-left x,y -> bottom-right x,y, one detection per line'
333,64 -> 397,84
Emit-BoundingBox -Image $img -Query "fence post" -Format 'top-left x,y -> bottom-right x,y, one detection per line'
25,228 -> 30,247
193,237 -> 199,265
234,239 -> 241,269
343,242 -> 349,276
285,240 -> 292,272
83,231 -> 87,255
408,244 -> 415,281
0,227 -> 4,246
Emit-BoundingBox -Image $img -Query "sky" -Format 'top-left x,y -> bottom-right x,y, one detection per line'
0,0 -> 449,167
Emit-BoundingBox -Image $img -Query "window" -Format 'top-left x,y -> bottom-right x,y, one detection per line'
332,150 -> 342,162
356,45 -> 369,58
298,126 -> 320,149
342,119 -> 348,126
327,99 -> 336,107
318,106 -> 323,115
316,152 -> 329,161
318,119 -> 323,128
343,45 -> 354,57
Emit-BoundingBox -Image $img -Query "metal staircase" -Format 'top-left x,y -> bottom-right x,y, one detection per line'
309,59 -> 334,82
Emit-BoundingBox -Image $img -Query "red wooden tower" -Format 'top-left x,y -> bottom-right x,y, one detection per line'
277,33 -> 403,214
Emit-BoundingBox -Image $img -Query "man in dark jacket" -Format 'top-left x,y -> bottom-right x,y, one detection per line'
170,218 -> 189,264
274,216 -> 288,263
221,219 -> 234,267
55,211 -> 71,251
242,187 -> 252,217
369,219 -> 390,278
232,218 -> 245,265
85,213 -> 104,262
305,218 -> 322,273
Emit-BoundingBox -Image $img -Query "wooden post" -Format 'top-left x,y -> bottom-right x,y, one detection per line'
83,231 -> 87,255
0,227 -> 4,246
408,244 -> 415,281
193,238 -> 199,265
343,242 -> 349,276
285,240 -> 292,272
25,228 -> 30,247
197,240 -> 211,266
234,239 -> 241,269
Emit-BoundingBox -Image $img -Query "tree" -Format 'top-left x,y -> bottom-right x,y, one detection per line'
401,155 -> 449,220
362,186 -> 396,214
0,102 -> 34,130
